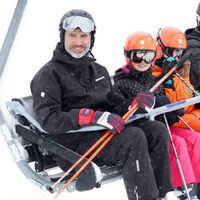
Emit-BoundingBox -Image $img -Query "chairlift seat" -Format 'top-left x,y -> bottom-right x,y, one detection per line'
6,96 -> 123,193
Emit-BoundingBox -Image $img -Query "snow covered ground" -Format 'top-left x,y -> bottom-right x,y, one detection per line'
0,0 -> 199,199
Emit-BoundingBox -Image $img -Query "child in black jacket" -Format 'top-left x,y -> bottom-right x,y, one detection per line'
114,31 -> 177,199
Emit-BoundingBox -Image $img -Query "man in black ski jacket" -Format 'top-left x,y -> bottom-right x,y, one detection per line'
185,3 -> 200,92
31,9 -> 174,200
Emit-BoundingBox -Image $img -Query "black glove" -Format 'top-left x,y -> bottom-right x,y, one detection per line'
165,108 -> 185,126
161,57 -> 177,89
155,96 -> 185,126
155,96 -> 171,108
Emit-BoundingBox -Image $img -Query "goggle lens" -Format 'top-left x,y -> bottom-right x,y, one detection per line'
165,48 -> 184,59
131,51 -> 156,64
63,16 -> 95,33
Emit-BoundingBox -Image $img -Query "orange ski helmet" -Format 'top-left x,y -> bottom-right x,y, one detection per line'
125,32 -> 156,52
124,32 -> 156,64
156,27 -> 187,57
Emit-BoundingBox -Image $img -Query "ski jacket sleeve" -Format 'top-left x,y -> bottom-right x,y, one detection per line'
108,87 -> 132,116
113,77 -> 150,115
31,68 -> 80,134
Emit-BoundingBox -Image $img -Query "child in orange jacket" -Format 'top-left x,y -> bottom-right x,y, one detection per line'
154,26 -> 200,132
153,27 -> 200,198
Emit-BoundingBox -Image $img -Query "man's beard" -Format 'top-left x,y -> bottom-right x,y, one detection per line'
65,45 -> 90,58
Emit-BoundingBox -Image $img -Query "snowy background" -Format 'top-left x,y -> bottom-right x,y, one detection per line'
0,0 -> 199,199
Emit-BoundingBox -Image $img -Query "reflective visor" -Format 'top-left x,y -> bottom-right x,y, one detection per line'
131,50 -> 156,64
62,16 -> 95,33
165,47 -> 184,59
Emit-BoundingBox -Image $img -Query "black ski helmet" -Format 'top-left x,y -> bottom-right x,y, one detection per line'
196,3 -> 200,25
59,9 -> 96,50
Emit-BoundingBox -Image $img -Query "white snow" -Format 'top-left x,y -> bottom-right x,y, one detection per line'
0,0 -> 199,199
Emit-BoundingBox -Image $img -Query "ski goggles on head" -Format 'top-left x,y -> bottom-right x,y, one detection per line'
62,16 -> 95,33
165,47 -> 184,59
130,50 -> 156,64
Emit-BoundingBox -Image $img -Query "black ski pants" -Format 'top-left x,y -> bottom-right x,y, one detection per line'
132,120 -> 174,198
53,126 -> 163,200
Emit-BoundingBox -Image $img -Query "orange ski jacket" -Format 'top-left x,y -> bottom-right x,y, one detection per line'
152,64 -> 200,132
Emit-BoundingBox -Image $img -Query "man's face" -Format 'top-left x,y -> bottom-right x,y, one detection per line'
64,28 -> 91,58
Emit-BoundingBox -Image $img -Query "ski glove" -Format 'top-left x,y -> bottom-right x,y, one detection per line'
169,107 -> 185,124
79,108 -> 124,134
155,96 -> 185,126
130,91 -> 155,113
162,57 -> 177,89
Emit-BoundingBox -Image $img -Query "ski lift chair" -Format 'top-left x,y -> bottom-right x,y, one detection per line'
5,96 -> 125,193
5,95 -> 200,193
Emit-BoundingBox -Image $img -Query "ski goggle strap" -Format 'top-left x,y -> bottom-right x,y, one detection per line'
130,50 -> 156,64
62,16 -> 95,33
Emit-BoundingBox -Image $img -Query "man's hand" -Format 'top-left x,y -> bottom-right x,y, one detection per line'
79,108 -> 124,134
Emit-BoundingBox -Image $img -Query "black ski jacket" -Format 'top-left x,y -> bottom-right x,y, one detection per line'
113,65 -> 164,100
185,25 -> 200,91
31,43 -> 126,134
113,65 -> 164,115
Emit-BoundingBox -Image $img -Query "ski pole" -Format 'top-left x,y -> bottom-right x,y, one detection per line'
174,71 -> 199,131
178,116 -> 194,131
150,52 -> 191,92
53,104 -> 138,199
53,52 -> 191,198
51,131 -> 111,188
175,71 -> 200,96
51,103 -> 138,191
53,59 -> 175,194
163,114 -> 191,200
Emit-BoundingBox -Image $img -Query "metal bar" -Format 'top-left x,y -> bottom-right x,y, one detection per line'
0,0 -> 27,78
148,96 -> 200,121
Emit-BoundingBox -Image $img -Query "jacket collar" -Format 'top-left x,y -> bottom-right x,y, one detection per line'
114,64 -> 153,82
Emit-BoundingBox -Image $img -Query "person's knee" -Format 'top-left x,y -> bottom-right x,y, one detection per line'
144,120 -> 169,140
121,127 -> 147,145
